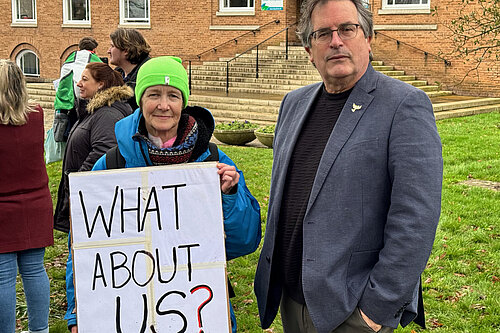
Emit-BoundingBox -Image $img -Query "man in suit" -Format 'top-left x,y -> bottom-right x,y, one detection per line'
254,0 -> 443,332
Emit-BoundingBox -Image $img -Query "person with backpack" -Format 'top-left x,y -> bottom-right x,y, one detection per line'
52,37 -> 103,142
65,56 -> 261,333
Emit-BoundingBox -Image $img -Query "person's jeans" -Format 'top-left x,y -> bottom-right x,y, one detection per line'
0,248 -> 50,333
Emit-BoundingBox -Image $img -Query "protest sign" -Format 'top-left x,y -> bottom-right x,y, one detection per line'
69,162 -> 230,332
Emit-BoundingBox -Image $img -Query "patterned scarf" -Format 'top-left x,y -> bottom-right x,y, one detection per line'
138,114 -> 198,165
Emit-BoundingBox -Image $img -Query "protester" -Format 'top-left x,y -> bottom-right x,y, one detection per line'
0,59 -> 53,333
52,63 -> 133,332
53,36 -> 102,142
254,1 -> 443,332
54,63 -> 133,233
108,28 -> 151,110
65,56 -> 261,333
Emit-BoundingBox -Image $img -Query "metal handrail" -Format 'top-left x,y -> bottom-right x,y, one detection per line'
374,31 -> 451,67
223,22 -> 298,94
195,19 -> 281,61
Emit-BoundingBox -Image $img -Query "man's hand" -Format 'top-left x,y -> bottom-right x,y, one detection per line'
360,309 -> 382,332
217,163 -> 239,194
71,326 -> 78,333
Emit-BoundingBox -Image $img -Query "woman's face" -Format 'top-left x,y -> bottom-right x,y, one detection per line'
77,69 -> 103,99
141,85 -> 183,142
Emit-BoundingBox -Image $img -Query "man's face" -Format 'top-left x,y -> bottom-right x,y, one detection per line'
107,40 -> 128,67
305,0 -> 372,93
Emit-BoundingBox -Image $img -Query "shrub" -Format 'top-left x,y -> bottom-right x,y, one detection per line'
255,124 -> 275,134
215,120 -> 259,130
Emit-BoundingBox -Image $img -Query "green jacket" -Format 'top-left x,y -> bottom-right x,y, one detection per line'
54,50 -> 102,111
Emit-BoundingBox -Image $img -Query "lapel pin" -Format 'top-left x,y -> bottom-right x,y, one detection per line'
351,103 -> 362,112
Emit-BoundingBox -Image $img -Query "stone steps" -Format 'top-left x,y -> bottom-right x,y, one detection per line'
27,42 -> 500,132
191,74 -> 429,87
433,98 -> 500,120
190,81 -> 446,95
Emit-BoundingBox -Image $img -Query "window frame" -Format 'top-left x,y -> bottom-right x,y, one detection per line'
11,0 -> 37,25
382,0 -> 430,10
16,50 -> 40,77
119,0 -> 150,26
62,0 -> 91,25
219,0 -> 255,12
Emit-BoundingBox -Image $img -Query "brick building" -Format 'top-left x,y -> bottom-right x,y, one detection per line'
1,0 -> 498,97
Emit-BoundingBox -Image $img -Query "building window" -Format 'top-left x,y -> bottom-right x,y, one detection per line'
383,0 -> 429,9
63,0 -> 90,24
12,0 -> 36,23
220,0 -> 255,11
120,0 -> 150,25
16,50 -> 40,77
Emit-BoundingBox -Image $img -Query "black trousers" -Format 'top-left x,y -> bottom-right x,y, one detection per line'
280,292 -> 395,333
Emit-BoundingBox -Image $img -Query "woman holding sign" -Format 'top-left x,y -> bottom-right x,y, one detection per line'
65,56 -> 261,332
0,60 -> 53,333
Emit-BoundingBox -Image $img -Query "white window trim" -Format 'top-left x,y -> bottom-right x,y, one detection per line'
11,0 -> 37,25
16,49 -> 40,77
209,25 -> 260,31
382,0 -> 430,10
216,10 -> 255,16
62,0 -> 91,26
219,0 -> 255,13
119,0 -> 150,26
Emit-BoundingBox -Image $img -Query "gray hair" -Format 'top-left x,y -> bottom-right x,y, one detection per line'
297,0 -> 373,48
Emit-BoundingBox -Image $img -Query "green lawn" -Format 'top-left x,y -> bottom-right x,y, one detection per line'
17,112 -> 499,332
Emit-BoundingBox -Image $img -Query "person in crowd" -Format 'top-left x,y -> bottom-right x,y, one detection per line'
51,63 -> 133,332
54,63 -> 133,233
108,28 -> 151,111
65,56 -> 261,333
53,36 -> 102,142
0,59 -> 53,333
254,1 -> 443,332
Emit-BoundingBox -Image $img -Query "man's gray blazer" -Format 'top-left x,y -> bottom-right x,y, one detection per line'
254,65 -> 443,333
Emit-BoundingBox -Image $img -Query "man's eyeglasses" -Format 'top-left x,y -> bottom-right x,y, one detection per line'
310,24 -> 361,44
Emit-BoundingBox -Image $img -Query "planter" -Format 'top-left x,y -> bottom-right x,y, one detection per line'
213,129 -> 256,146
254,131 -> 274,148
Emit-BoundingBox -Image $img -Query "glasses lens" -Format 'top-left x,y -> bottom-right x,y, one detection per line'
313,28 -> 332,43
339,24 -> 358,40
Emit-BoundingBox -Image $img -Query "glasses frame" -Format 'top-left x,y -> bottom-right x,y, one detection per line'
309,24 -> 361,44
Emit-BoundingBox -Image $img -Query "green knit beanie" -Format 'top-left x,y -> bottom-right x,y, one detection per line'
135,56 -> 189,108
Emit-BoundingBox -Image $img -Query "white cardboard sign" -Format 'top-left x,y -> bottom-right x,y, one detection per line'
69,162 -> 230,333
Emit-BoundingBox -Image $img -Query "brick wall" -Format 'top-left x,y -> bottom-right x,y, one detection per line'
0,0 -> 296,78
1,0 -> 497,96
370,0 -> 500,97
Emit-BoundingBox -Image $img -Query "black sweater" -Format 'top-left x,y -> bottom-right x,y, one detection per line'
275,86 -> 351,304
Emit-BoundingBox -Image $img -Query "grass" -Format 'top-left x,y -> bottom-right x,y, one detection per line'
15,112 -> 499,332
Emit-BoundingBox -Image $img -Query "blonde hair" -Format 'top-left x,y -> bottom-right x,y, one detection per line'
0,59 -> 34,126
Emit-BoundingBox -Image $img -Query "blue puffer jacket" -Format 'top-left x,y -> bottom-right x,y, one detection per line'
65,106 -> 261,332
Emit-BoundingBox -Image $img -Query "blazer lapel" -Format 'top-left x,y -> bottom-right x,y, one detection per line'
277,83 -> 323,176
306,66 -> 378,210
270,84 -> 322,216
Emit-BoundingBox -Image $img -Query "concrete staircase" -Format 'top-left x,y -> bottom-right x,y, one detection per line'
28,44 -> 500,132
27,82 -> 56,133
188,44 -> 500,124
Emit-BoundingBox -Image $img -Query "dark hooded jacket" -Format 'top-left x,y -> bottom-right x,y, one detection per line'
115,55 -> 150,111
54,85 -> 134,232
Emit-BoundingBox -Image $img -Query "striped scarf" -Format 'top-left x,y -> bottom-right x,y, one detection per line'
140,114 -> 198,165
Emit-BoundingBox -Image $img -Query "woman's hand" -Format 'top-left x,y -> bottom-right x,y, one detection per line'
217,163 -> 239,194
71,326 -> 78,333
